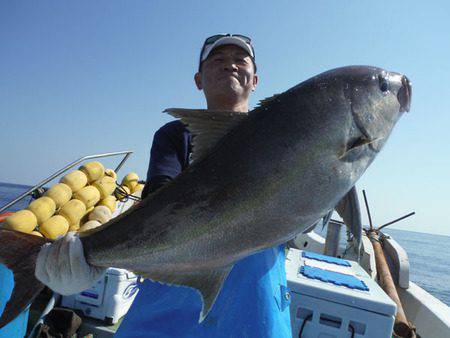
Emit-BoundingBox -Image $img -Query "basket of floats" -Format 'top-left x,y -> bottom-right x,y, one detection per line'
1,161 -> 144,239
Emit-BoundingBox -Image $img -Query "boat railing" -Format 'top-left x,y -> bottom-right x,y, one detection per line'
0,150 -> 133,213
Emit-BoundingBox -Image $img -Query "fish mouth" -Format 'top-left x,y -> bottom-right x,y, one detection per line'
398,75 -> 411,112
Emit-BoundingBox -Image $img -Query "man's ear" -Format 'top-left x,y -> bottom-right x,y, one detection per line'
194,72 -> 202,90
252,74 -> 259,91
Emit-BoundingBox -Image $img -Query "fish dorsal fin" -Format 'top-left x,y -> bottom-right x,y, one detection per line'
142,266 -> 232,323
164,108 -> 248,162
257,93 -> 282,107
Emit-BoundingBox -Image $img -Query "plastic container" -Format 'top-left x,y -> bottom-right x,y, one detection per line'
0,264 -> 29,338
61,268 -> 139,324
286,249 -> 397,338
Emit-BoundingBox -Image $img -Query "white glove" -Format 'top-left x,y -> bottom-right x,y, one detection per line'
35,232 -> 106,295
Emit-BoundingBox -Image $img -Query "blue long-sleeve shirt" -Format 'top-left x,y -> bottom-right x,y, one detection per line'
115,121 -> 292,338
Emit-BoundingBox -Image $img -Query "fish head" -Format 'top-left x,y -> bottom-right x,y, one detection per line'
340,66 -> 411,157
276,66 -> 411,212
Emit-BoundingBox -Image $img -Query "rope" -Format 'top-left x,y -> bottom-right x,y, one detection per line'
114,184 -> 142,202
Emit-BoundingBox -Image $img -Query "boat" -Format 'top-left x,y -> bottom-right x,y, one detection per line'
1,152 -> 449,338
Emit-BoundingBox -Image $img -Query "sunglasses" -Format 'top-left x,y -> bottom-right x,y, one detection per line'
204,34 -> 252,46
199,34 -> 256,71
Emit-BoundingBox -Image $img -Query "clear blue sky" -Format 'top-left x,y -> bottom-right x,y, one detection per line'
1,1 -> 449,236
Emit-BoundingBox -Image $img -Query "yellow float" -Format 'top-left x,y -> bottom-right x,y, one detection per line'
68,222 -> 81,232
98,195 -> 117,213
73,186 -> 101,209
79,220 -> 102,232
93,176 -> 116,199
88,206 -> 112,224
122,172 -> 139,191
27,197 -> 56,224
58,199 -> 86,226
44,183 -> 72,208
60,170 -> 88,192
132,183 -> 145,194
39,215 -> 69,240
79,161 -> 105,183
3,210 -> 37,233
105,169 -> 117,180
115,185 -> 130,201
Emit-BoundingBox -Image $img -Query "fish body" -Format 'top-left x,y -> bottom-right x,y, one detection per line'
0,66 -> 411,327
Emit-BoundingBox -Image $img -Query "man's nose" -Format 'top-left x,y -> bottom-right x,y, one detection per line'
223,62 -> 238,72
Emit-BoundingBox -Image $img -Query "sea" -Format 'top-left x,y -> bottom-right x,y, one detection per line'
1,181 -> 449,307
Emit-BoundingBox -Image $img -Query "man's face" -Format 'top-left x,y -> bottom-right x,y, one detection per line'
195,45 -> 258,103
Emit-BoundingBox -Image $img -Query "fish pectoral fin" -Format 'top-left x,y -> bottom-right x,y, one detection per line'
164,108 -> 248,163
339,136 -> 381,161
143,265 -> 233,323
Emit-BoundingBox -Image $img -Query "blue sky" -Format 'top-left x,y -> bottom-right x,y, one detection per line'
1,1 -> 449,236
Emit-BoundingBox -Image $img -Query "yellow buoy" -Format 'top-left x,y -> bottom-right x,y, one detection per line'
115,185 -> 130,201
27,197 -> 56,224
79,220 -> 102,232
88,206 -> 112,224
3,210 -> 37,233
73,186 -> 101,209
44,183 -> 72,208
105,169 -> 117,180
58,199 -> 86,226
79,161 -> 105,183
98,195 -> 117,213
39,215 -> 69,240
92,176 -> 116,199
60,170 -> 88,192
80,206 -> 95,225
132,183 -> 145,194
122,172 -> 139,191
30,231 -> 44,237
68,222 -> 80,232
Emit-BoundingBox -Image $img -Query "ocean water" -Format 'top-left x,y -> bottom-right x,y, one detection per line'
0,182 -> 35,212
1,182 -> 449,307
383,228 -> 450,306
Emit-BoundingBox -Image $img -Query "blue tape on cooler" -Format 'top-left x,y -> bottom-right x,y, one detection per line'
302,251 -> 351,267
300,266 -> 369,291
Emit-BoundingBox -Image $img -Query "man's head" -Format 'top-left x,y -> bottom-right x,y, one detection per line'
194,34 -> 258,112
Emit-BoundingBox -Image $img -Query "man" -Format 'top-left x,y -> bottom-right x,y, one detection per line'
36,35 -> 292,337
141,34 -> 258,197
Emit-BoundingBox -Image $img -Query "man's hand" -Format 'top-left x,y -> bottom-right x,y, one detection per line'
35,232 -> 106,295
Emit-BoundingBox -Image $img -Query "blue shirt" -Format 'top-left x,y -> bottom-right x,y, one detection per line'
116,121 -> 292,337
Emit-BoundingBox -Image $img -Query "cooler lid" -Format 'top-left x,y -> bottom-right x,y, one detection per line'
287,250 -> 397,316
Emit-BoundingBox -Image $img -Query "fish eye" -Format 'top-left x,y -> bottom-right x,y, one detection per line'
378,75 -> 390,93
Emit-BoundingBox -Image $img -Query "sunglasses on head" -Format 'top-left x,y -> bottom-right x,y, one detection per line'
199,34 -> 256,71
203,34 -> 252,45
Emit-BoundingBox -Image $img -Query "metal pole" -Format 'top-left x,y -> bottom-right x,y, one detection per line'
324,221 -> 342,257
362,190 -> 374,230
378,212 -> 415,231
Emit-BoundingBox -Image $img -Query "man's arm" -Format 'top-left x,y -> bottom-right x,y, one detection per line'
142,122 -> 190,199
141,175 -> 172,198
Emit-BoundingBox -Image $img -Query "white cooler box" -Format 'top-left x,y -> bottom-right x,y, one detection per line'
286,249 -> 397,338
61,268 -> 139,325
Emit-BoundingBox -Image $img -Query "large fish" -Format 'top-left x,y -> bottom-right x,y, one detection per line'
0,66 -> 411,327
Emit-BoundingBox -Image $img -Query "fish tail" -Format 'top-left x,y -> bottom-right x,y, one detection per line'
0,229 -> 49,328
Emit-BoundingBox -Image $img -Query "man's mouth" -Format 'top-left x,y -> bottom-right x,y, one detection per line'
219,74 -> 239,80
